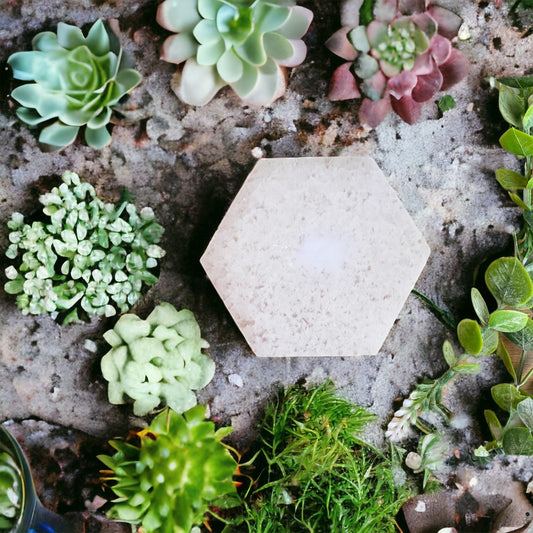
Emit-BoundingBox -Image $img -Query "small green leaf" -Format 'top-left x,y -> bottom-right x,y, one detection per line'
517,397 -> 533,432
457,319 -> 483,355
454,363 -> 481,374
471,288 -> 490,325
492,383 -> 526,412
523,104 -> 533,132
497,339 -> 518,382
4,278 -> 23,295
497,76 -> 533,89
502,427 -> 533,455
510,192 -> 530,211
488,309 -> 529,332
500,128 -> 533,156
484,409 -> 503,440
479,328 -> 499,355
437,95 -> 456,114
496,168 -> 528,190
505,318 -> 533,351
498,84 -> 525,128
485,257 -> 533,307
442,340 -> 456,368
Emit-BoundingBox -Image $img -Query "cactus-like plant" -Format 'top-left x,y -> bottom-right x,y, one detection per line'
157,0 -> 313,106
326,0 -> 469,126
8,19 -> 142,149
100,302 -> 215,416
4,171 -> 165,324
0,451 -> 22,531
98,406 -> 239,533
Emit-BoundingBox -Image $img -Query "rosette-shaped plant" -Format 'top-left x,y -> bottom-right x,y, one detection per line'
7,19 -> 142,149
101,302 -> 215,416
4,171 -> 165,323
326,0 -> 469,126
98,406 -> 239,533
157,0 -> 313,106
0,452 -> 21,531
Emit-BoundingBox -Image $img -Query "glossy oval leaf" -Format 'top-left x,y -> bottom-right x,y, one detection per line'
488,309 -> 529,332
497,338 -> 518,382
484,409 -> 503,441
485,257 -> 533,307
491,383 -> 526,412
517,397 -> 533,433
505,317 -> 533,351
442,340 -> 456,368
496,168 -> 528,191
502,427 -> 533,455
457,319 -> 483,355
471,287 -> 490,325
499,84 -> 524,129
499,128 -> 533,156
479,327 -> 499,355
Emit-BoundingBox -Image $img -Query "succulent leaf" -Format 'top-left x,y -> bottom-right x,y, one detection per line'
101,302 -> 215,416
0,451 -> 22,529
98,407 -> 239,533
327,0 -> 468,126
8,19 -> 141,149
4,171 -> 164,323
158,0 -> 313,106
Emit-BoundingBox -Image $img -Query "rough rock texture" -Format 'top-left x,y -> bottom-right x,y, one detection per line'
0,0 -> 532,525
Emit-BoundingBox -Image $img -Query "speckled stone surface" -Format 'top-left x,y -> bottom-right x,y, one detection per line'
201,156 -> 430,356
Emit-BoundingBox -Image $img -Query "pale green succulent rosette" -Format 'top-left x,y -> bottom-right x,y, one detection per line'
8,19 -> 142,150
101,302 -> 216,416
0,451 -> 22,531
98,406 -> 238,533
157,0 -> 313,105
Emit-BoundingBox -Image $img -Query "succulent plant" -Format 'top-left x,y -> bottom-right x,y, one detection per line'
4,171 -> 165,324
0,451 -> 22,531
100,302 -> 215,416
157,0 -> 313,106
98,406 -> 239,533
8,19 -> 142,149
326,0 -> 469,126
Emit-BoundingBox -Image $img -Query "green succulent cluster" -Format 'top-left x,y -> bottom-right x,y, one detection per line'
157,0 -> 313,105
100,302 -> 215,416
4,171 -> 164,324
8,19 -> 141,150
0,451 -> 22,531
98,406 -> 239,533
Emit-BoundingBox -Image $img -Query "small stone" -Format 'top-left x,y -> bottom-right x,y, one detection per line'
251,147 -> 264,159
466,102 -> 474,113
83,340 -> 98,353
228,373 -> 244,387
415,501 -> 427,513
458,24 -> 471,40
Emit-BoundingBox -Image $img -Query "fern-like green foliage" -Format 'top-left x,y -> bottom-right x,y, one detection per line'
98,406 -> 240,533
244,381 -> 411,532
8,19 -> 141,149
4,171 -> 164,324
0,451 -> 22,531
100,302 -> 215,416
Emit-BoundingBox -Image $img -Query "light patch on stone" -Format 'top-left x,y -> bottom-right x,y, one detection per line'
415,501 -> 427,513
201,157 -> 430,357
228,373 -> 244,387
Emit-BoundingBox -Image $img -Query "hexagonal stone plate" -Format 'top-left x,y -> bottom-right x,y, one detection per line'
201,157 -> 430,357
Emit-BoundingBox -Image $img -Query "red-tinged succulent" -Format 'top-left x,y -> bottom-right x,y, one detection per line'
326,0 -> 469,127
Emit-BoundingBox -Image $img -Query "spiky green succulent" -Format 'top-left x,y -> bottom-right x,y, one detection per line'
98,406 -> 239,533
4,171 -> 165,323
0,451 -> 22,531
157,0 -> 313,106
100,302 -> 215,416
8,19 -> 142,149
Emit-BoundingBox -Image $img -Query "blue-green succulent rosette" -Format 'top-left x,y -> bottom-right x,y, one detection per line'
7,20 -> 142,150
157,0 -> 313,106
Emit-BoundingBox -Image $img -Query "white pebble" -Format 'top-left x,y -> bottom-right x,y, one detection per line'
228,373 -> 244,387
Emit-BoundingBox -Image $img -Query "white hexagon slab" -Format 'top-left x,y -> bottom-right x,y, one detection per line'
201,157 -> 430,357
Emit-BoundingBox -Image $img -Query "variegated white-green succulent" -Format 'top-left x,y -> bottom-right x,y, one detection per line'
8,19 -> 142,149
4,171 -> 165,324
157,0 -> 313,106
0,451 -> 22,531
101,302 -> 215,416
98,406 -> 239,533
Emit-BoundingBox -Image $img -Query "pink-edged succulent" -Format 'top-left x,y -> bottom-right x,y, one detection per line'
157,0 -> 313,106
326,0 -> 469,127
